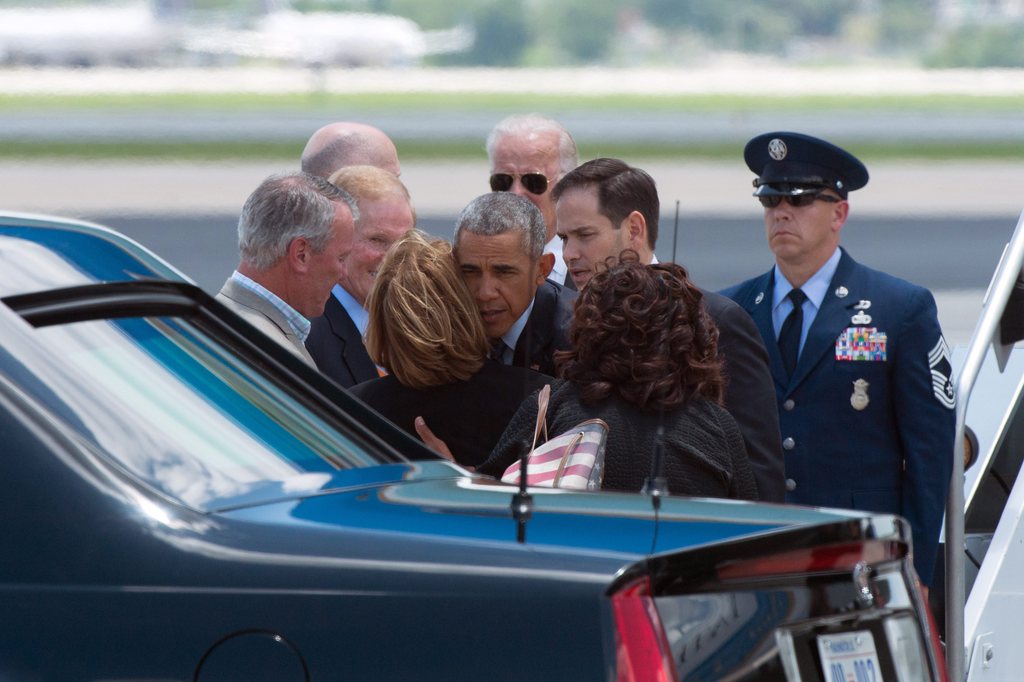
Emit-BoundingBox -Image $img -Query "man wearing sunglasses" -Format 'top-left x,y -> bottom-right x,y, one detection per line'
553,157 -> 784,503
722,131 -> 954,589
486,114 -> 579,290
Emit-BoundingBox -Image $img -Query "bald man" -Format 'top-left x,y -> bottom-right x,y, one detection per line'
301,122 -> 401,179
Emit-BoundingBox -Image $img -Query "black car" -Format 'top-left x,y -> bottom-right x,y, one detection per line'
0,212 -> 945,680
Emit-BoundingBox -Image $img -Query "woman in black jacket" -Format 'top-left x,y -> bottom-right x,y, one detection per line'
481,255 -> 758,500
350,230 -> 549,467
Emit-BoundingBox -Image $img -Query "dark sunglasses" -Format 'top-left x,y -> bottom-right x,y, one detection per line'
489,172 -> 549,195
758,191 -> 842,208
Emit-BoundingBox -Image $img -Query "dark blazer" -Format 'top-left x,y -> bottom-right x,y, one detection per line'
722,248 -> 955,584
350,361 -> 551,468
483,380 -> 758,500
306,295 -> 379,389
512,279 -> 576,376
701,289 -> 786,503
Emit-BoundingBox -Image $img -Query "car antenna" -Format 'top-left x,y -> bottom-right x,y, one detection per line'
642,202 -> 679,517
512,385 -> 549,543
512,437 -> 534,543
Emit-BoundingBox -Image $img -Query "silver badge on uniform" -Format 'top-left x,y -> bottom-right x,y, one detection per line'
929,337 -> 956,409
755,292 -> 764,304
768,138 -> 788,161
854,300 -> 871,310
851,310 -> 872,325
835,286 -> 849,298
851,379 -> 869,410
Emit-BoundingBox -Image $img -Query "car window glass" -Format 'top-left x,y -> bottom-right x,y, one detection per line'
2,314 -> 379,511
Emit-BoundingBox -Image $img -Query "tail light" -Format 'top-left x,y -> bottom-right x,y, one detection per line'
610,575 -> 677,682
715,540 -> 904,581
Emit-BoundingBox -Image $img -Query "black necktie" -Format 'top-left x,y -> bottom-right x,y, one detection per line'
489,339 -> 509,363
778,288 -> 807,376
563,270 -> 577,291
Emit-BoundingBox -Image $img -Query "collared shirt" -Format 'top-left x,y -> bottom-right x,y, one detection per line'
230,270 -> 311,343
771,247 -> 842,353
498,298 -> 536,364
545,235 -> 568,285
332,284 -> 369,337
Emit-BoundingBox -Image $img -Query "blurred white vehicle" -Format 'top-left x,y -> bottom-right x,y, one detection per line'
0,2 -> 172,66
184,6 -> 470,67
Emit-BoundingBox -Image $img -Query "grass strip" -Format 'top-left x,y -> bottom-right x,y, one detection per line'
4,92 -> 1024,114
5,139 -> 1024,161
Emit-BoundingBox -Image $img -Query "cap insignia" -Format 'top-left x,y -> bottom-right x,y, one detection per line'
768,138 -> 787,161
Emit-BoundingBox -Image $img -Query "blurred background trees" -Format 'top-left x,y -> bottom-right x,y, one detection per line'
342,0 -> 1024,67
4,0 -> 1024,68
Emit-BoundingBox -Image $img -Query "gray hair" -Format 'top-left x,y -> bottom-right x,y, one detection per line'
238,172 -> 359,271
453,192 -> 546,260
485,114 -> 579,175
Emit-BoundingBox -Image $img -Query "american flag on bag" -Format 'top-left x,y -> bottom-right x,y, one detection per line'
501,419 -> 607,490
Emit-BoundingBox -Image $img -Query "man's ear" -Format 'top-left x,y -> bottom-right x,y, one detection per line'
624,211 -> 648,251
536,252 -> 555,283
287,237 -> 311,272
831,200 -> 850,236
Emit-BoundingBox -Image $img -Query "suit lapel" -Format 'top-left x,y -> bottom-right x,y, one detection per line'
323,296 -> 377,382
323,296 -> 352,355
734,271 -> 788,392
220,278 -> 316,365
514,283 -> 554,369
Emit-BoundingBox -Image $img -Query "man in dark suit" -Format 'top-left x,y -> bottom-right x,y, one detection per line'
454,192 -> 575,376
305,165 -> 415,387
486,114 -> 579,290
217,172 -> 356,366
721,132 -> 954,586
553,158 -> 785,502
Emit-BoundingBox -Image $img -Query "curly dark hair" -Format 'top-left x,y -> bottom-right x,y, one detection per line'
557,253 -> 724,410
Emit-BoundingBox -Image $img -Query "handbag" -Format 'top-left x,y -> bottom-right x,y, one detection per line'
501,384 -> 608,491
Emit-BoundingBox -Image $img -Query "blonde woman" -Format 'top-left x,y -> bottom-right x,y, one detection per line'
350,230 -> 550,467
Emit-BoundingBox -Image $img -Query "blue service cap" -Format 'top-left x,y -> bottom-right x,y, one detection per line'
744,131 -> 868,199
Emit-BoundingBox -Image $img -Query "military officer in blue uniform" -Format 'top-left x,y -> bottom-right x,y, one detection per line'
722,132 -> 955,587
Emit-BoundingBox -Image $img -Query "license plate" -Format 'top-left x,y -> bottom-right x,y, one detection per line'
816,630 -> 883,682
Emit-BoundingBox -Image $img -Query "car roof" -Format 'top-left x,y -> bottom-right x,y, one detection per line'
0,211 -> 192,298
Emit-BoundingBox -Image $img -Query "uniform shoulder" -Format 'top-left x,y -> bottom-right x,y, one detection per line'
853,260 -> 930,296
